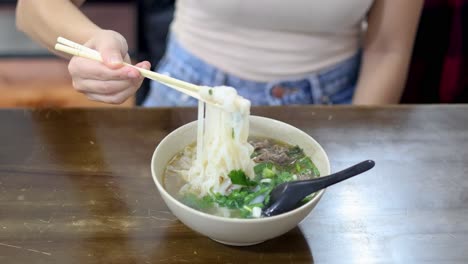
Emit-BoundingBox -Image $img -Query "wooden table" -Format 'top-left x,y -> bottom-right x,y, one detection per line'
1,105 -> 467,263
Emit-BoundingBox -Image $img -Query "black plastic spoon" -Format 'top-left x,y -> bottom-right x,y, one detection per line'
262,160 -> 375,217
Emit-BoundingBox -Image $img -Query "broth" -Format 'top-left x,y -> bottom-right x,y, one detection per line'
163,137 -> 320,218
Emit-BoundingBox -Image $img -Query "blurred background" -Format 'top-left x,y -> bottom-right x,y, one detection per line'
0,0 -> 466,108
0,0 -> 168,107
0,0 -> 138,107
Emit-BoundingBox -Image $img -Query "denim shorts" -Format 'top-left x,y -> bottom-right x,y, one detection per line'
143,36 -> 361,107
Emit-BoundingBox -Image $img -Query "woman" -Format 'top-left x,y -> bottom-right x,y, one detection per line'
16,0 -> 423,106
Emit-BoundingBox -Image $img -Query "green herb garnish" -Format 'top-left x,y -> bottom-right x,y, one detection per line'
296,157 -> 320,176
228,170 -> 257,186
287,145 -> 304,159
180,141 -> 321,218
253,162 -> 274,178
277,171 -> 294,184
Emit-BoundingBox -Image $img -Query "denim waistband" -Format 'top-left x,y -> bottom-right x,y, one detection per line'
144,35 -> 361,106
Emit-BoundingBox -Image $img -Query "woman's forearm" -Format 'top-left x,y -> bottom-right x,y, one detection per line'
352,0 -> 423,105
352,50 -> 411,104
16,0 -> 101,57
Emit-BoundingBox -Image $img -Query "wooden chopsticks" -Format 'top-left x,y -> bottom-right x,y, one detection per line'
54,37 -> 215,105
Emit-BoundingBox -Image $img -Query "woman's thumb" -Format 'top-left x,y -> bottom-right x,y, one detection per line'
96,36 -> 127,69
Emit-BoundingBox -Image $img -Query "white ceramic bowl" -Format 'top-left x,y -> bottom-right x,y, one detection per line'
151,116 -> 330,246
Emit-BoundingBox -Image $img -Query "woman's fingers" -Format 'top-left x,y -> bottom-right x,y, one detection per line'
85,87 -> 137,105
135,61 -> 151,69
69,56 -> 137,81
71,60 -> 152,104
73,78 -> 134,95
68,56 -> 150,81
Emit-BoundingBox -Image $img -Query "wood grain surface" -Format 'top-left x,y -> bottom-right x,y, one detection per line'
0,105 -> 467,263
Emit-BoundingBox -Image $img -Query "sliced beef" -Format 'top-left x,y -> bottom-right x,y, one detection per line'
250,139 -> 294,166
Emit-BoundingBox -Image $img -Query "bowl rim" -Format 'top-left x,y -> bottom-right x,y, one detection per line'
151,115 -> 331,223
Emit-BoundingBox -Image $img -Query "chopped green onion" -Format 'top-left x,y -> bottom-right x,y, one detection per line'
252,207 -> 262,218
262,167 -> 275,178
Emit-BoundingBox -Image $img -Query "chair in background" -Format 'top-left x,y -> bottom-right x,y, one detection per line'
135,0 -> 175,106
402,0 -> 468,103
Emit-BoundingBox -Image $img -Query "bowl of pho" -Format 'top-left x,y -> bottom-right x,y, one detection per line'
151,86 -> 330,246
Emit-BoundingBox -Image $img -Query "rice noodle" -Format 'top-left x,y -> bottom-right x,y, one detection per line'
180,86 -> 255,196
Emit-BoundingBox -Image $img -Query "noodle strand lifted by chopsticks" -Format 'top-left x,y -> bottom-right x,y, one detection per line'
181,86 -> 255,196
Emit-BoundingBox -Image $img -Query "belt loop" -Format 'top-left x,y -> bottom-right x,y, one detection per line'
309,75 -> 323,104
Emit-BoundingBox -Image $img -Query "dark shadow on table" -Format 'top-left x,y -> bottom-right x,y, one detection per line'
144,226 -> 314,263
241,227 -> 314,263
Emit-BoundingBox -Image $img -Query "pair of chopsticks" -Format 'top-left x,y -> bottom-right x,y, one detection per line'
54,37 -> 215,105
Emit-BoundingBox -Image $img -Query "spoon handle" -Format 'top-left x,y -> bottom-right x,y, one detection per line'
263,160 -> 375,217
294,160 -> 375,197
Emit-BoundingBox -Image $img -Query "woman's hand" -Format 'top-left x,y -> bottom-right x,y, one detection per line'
68,30 -> 151,104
